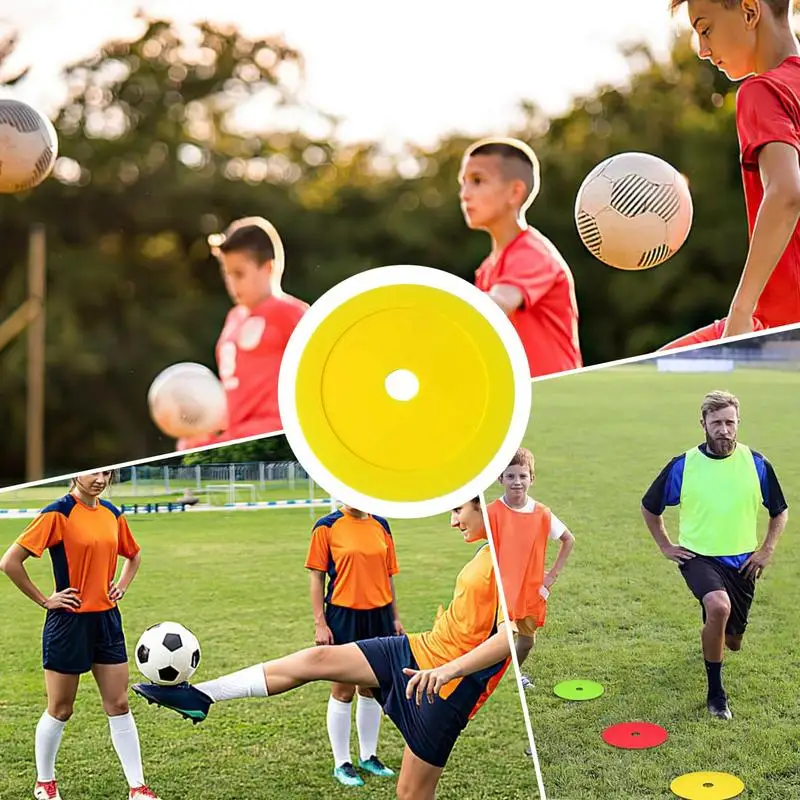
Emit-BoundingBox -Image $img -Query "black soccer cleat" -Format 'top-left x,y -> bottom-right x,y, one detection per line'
132,681 -> 212,723
707,693 -> 733,721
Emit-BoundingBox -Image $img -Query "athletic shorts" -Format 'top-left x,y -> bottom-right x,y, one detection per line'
325,603 -> 395,645
659,317 -> 766,351
356,635 -> 491,768
679,555 -> 756,637
43,607 -> 127,674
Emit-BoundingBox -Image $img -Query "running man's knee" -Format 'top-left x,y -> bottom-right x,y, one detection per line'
703,592 -> 731,623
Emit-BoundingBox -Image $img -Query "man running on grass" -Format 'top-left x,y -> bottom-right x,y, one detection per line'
641,390 -> 788,719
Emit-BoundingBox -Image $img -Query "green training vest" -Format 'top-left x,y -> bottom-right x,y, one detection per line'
678,443 -> 761,557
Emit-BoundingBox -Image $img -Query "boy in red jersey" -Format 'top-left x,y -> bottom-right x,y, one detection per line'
662,0 -> 800,348
460,137 -> 583,377
486,447 -> 574,756
177,217 -> 308,449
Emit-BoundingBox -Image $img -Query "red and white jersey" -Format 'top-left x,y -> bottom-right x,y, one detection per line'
216,292 -> 308,439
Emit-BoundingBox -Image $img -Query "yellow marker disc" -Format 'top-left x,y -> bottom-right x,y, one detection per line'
670,772 -> 745,800
278,265 -> 532,519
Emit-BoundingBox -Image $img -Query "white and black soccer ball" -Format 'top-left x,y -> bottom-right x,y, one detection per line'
147,362 -> 228,439
135,621 -> 201,686
0,99 -> 58,194
574,152 -> 693,271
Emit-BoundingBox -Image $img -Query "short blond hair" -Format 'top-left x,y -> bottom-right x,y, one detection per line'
701,390 -> 740,420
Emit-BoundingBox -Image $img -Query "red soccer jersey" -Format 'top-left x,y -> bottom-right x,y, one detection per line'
216,292 -> 308,439
736,57 -> 800,326
475,228 -> 582,378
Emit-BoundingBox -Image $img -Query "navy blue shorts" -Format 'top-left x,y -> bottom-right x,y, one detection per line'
325,603 -> 395,645
356,635 -> 488,768
43,607 -> 127,674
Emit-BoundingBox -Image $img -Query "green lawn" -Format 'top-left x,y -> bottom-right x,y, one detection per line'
490,365 -> 800,800
0,509 -> 536,800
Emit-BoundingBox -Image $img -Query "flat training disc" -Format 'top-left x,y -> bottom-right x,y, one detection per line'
602,721 -> 668,750
670,772 -> 745,800
278,265 -> 532,518
553,680 -> 604,701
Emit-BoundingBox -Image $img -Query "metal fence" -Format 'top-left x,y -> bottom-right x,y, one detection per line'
109,461 -> 318,502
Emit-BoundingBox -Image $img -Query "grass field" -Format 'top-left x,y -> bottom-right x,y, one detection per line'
0,508 -> 536,800
489,365 -> 800,800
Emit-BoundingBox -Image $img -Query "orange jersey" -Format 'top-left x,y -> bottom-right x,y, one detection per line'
16,494 -> 140,613
475,228 -> 582,378
487,498 -> 553,628
305,509 -> 399,610
217,292 -> 308,438
408,543 -> 510,718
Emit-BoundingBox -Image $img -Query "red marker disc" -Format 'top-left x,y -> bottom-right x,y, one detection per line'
602,722 -> 668,750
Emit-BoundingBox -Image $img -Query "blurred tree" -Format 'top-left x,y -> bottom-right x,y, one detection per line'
181,435 -> 294,465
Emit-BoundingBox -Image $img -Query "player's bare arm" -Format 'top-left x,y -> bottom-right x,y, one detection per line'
402,625 -> 511,705
0,543 -> 81,610
641,506 -> 696,563
488,284 -> 523,315
724,142 -> 800,337
109,551 -> 141,601
390,576 -> 404,634
545,529 -> 575,588
740,507 -> 789,579
309,570 -> 333,645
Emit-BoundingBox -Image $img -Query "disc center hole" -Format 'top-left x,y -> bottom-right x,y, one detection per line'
632,732 -> 640,737
702,783 -> 714,788
385,369 -> 419,402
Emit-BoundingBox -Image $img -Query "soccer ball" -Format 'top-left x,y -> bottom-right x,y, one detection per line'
0,99 -> 58,194
574,152 -> 693,270
148,362 -> 227,439
135,621 -> 201,686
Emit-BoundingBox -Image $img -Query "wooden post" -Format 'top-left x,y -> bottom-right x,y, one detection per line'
26,224 -> 46,483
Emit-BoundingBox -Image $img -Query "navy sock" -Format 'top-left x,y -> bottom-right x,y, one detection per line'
705,660 -> 724,699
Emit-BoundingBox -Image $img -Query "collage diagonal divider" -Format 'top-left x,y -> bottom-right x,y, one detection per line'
480,492 -> 548,800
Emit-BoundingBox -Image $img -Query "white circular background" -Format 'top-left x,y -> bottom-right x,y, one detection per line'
278,265 -> 532,519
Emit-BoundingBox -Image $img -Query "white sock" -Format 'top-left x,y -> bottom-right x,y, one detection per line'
108,712 -> 145,789
35,712 -> 67,782
196,664 -> 268,702
356,694 -> 382,762
326,696 -> 353,768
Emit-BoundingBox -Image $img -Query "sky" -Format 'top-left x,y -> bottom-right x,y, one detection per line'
0,0 -> 687,150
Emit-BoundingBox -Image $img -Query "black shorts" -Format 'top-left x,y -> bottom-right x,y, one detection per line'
325,603 -> 395,645
43,607 -> 127,674
356,635 -> 492,768
679,555 -> 756,637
